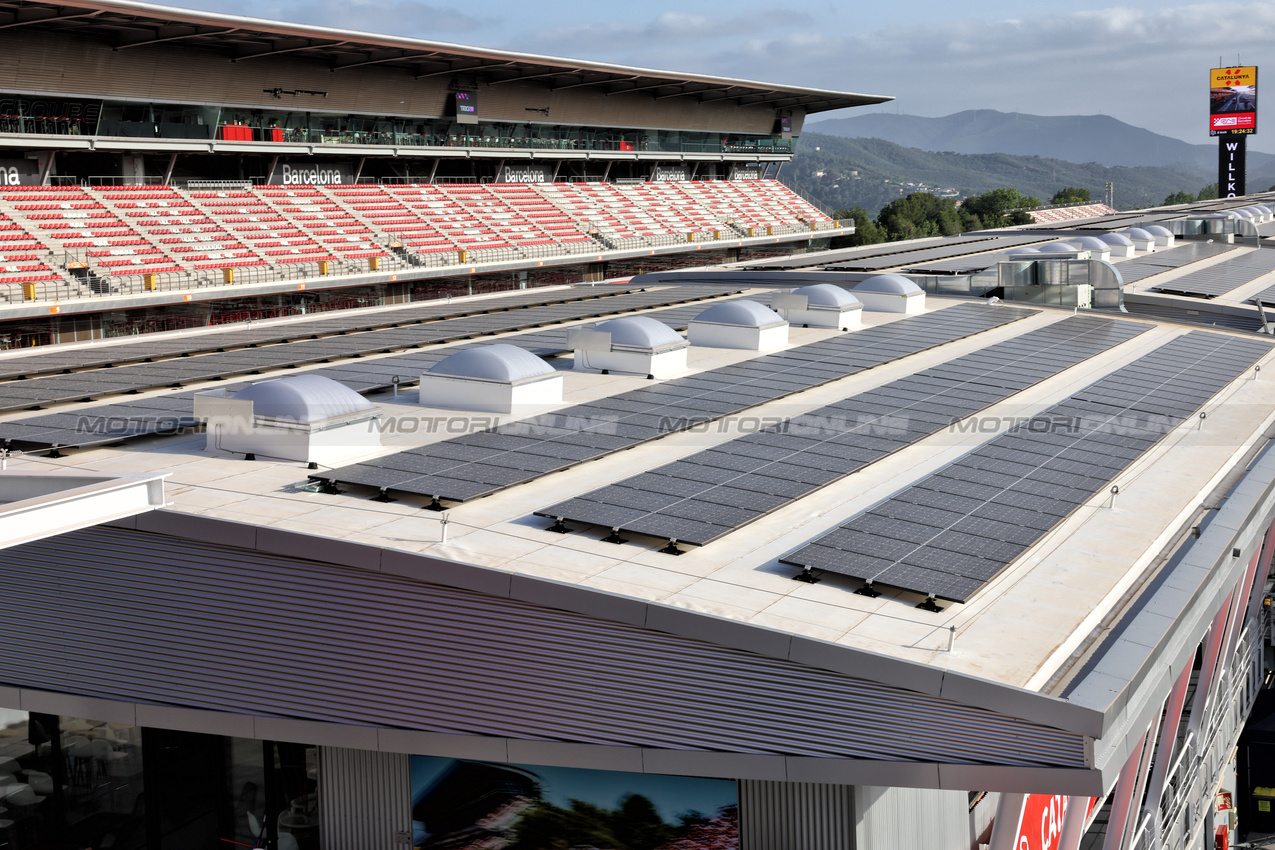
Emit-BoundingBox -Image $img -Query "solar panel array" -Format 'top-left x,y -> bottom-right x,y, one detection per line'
822,235 -> 1047,272
310,302 -> 1036,504
1244,258 -> 1275,305
0,299 -> 733,450
1112,242 -> 1238,285
536,316 -> 1150,546
744,233 -> 1013,271
1075,212 -> 1182,231
0,286 -> 732,413
780,330 -> 1274,604
0,286 -> 642,380
1150,246 -> 1275,298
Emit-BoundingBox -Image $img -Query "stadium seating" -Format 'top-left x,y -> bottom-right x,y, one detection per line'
1026,203 -> 1117,224
0,179 -> 831,300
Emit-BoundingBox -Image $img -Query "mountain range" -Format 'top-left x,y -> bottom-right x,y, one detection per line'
806,109 -> 1275,172
788,111 -> 1275,217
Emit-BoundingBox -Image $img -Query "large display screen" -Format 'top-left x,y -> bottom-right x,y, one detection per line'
1210,66 -> 1257,136
410,756 -> 739,850
455,91 -> 478,125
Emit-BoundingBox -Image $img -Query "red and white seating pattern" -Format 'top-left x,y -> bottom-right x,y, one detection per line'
0,179 -> 829,297
254,188 -> 387,261
1,186 -> 181,282
1027,204 -> 1117,224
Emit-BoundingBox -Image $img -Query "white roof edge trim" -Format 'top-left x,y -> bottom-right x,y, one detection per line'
0,472 -> 167,551
43,0 -> 893,108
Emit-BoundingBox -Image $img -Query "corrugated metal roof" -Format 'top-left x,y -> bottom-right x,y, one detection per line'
0,526 -> 1087,770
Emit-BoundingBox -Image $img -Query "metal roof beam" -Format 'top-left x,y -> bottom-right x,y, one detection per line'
653,86 -> 708,100
488,68 -> 576,86
114,24 -> 239,49
0,7 -> 102,29
553,75 -> 635,93
232,38 -> 350,62
413,60 -> 515,80
330,50 -> 441,71
603,81 -> 672,97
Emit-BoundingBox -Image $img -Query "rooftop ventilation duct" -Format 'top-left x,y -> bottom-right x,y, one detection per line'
420,344 -> 562,414
194,374 -> 382,464
771,283 -> 863,330
852,274 -> 926,314
569,316 -> 688,378
688,301 -> 789,351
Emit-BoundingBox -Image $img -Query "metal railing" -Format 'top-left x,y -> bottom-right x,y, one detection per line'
1127,607 -> 1268,850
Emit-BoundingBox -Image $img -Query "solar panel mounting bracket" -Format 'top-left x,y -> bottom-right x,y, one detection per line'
792,565 -> 820,584
854,580 -> 881,598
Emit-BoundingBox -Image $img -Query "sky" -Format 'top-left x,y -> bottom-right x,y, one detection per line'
166,0 -> 1275,153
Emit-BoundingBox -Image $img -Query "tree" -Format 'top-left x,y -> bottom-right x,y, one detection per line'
876,192 -> 963,240
960,188 -> 1041,230
1163,191 -> 1195,205
1197,183 -> 1219,200
1050,187 -> 1091,205
830,207 -> 885,248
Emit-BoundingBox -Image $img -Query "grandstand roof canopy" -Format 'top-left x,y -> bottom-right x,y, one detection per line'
2,0 -> 892,113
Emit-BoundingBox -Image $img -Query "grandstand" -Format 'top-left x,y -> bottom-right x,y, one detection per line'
0,0 -> 890,347
1026,203 -> 1118,224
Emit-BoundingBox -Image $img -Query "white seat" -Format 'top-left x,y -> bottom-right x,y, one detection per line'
4,784 -> 44,805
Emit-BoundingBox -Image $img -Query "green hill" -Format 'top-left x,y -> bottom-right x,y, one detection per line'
784,132 -> 1217,216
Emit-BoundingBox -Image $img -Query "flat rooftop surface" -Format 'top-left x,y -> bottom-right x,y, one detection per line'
4,285 -> 1273,694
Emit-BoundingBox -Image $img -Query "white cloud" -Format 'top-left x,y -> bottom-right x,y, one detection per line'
609,2 -> 1275,148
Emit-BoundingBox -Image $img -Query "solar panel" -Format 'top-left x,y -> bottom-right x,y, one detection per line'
0,286 -> 732,414
536,316 -> 1151,547
823,235 -> 1049,273
1113,242 -> 1238,286
0,297 -> 734,451
311,302 -> 1037,504
1150,246 -> 1275,298
0,285 -> 659,380
780,330 -> 1274,605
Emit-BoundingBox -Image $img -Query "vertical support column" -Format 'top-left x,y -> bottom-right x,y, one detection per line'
987,793 -> 1027,850
1245,518 -> 1275,624
1142,660 -> 1195,844
163,152 -> 177,186
1103,731 -> 1149,850
353,156 -> 365,184
1058,797 -> 1091,850
1189,596 -> 1235,741
1221,543 -> 1266,665
40,150 -> 56,186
